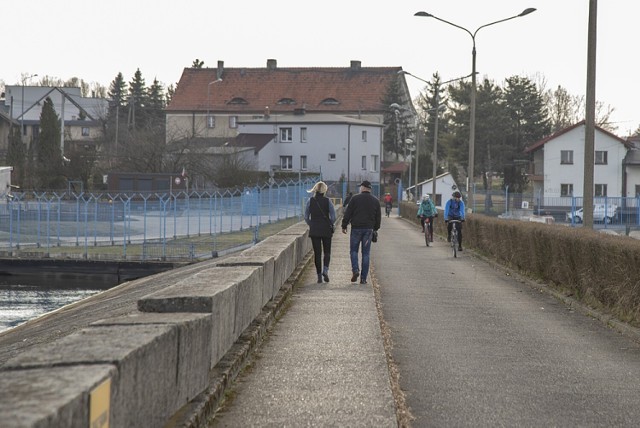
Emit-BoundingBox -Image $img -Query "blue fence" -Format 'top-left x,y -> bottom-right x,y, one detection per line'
0,177 -> 320,260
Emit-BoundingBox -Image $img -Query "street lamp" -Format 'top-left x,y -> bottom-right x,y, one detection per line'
415,8 -> 536,211
20,73 -> 38,139
399,71 -> 472,205
207,78 -> 223,135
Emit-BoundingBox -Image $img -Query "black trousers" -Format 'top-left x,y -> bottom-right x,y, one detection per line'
311,236 -> 332,274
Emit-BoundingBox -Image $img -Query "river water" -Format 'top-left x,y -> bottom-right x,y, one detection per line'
0,279 -> 108,333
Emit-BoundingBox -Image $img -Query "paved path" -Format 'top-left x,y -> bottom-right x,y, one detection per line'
212,226 -> 397,427
374,214 -> 640,426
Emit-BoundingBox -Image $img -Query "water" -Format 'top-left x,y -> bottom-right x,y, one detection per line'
0,281 -> 104,334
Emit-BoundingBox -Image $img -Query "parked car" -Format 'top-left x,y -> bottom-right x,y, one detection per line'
566,204 -> 619,224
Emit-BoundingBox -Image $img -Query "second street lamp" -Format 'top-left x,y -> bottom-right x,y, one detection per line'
415,8 -> 536,211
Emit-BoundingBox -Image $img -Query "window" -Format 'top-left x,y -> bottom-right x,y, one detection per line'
361,156 -> 367,170
371,155 -> 379,172
362,130 -> 367,142
595,150 -> 608,165
300,127 -> 307,143
321,98 -> 340,105
207,115 -> 215,128
280,156 -> 293,170
561,184 -> 574,197
561,150 -> 573,165
635,185 -> 640,197
280,127 -> 293,142
229,116 -> 238,129
228,97 -> 248,105
595,184 -> 607,197
81,127 -> 90,136
328,153 -> 336,161
277,98 -> 296,105
300,155 -> 307,171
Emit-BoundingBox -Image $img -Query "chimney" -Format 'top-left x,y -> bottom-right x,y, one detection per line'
350,60 -> 362,71
217,60 -> 224,79
267,59 -> 277,70
264,106 -> 270,118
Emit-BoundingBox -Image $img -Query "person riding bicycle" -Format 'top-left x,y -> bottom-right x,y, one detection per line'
417,194 -> 437,239
383,193 -> 393,216
444,190 -> 465,251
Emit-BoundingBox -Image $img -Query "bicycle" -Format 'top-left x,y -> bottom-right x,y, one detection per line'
448,219 -> 462,258
385,203 -> 392,217
422,216 -> 433,247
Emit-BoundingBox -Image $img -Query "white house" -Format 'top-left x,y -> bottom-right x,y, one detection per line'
236,113 -> 383,184
405,172 -> 458,208
525,121 -> 631,205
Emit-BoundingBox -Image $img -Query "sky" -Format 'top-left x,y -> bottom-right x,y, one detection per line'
3,0 -> 638,136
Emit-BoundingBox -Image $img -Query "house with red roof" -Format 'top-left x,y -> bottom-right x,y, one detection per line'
524,121 -> 633,204
165,59 -> 412,187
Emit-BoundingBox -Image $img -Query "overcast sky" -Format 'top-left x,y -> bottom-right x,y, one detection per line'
4,0 -> 637,135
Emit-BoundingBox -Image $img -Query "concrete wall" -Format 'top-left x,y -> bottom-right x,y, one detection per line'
0,222 -> 311,428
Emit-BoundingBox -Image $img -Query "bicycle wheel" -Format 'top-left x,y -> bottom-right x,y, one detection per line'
424,225 -> 430,247
451,230 -> 458,258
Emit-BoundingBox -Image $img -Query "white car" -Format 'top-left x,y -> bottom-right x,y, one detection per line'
566,204 -> 619,224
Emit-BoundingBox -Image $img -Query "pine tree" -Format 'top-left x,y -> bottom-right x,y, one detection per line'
147,78 -> 166,129
5,126 -> 27,186
381,76 -> 410,160
128,69 -> 148,130
34,97 -> 65,190
191,59 -> 204,68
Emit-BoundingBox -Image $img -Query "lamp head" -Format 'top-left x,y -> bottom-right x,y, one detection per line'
414,11 -> 433,18
519,8 -> 536,17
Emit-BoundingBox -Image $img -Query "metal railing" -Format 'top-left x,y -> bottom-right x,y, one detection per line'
0,176 -> 320,260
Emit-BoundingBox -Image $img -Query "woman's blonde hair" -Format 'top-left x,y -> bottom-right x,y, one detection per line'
307,181 -> 328,194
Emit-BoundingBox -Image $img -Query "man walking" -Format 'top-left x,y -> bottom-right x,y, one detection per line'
341,180 -> 381,284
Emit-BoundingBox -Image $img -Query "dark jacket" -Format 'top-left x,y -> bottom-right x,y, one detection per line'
341,191 -> 381,230
305,194 -> 336,238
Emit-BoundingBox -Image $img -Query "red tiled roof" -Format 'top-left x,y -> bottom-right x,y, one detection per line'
382,162 -> 409,173
167,62 -> 404,114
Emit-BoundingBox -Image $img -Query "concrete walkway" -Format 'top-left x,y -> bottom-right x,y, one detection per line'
211,227 -> 397,427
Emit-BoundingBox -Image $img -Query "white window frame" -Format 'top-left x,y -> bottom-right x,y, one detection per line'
280,127 -> 293,143
560,150 -> 573,165
300,155 -> 307,171
300,127 -> 307,143
328,153 -> 336,161
595,184 -> 607,197
81,127 -> 90,137
362,130 -> 367,142
561,183 -> 574,197
207,115 -> 215,128
280,155 -> 293,170
361,156 -> 367,170
371,155 -> 379,172
229,116 -> 238,129
595,150 -> 608,165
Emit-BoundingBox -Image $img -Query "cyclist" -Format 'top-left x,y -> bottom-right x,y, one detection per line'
417,194 -> 437,240
383,192 -> 393,217
444,190 -> 465,251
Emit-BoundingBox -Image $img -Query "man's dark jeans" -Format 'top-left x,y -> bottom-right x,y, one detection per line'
350,228 -> 373,281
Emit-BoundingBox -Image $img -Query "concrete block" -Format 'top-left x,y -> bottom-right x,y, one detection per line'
0,365 -> 115,428
3,324 -> 179,428
138,265 -> 263,367
243,237 -> 297,299
91,312 -> 211,409
214,254 -> 276,306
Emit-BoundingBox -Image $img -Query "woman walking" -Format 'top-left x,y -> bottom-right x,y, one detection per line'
304,181 -> 337,283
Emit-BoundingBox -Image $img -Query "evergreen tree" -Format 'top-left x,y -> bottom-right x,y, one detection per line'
191,59 -> 205,68
147,78 -> 166,129
5,126 -> 27,186
34,97 -> 65,190
381,76 -> 410,160
128,69 -> 148,130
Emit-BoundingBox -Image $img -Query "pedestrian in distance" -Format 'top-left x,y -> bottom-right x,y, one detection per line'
305,181 -> 337,283
341,180 -> 381,285
417,194 -> 437,238
444,190 -> 465,251
343,191 -> 353,208
383,192 -> 393,217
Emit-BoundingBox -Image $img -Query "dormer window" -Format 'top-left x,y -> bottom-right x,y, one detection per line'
321,98 -> 340,105
228,97 -> 248,105
277,98 -> 296,105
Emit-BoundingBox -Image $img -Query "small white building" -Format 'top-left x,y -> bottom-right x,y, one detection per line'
405,172 -> 458,208
525,121 -> 631,205
236,113 -> 383,184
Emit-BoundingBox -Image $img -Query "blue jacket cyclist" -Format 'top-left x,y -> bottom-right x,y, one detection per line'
444,190 -> 465,251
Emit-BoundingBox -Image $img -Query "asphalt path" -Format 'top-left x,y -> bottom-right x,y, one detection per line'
373,214 -> 640,427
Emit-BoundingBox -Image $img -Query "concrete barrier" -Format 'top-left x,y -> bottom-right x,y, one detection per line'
0,223 -> 311,427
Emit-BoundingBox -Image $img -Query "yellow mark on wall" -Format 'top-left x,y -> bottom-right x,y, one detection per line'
90,378 -> 111,428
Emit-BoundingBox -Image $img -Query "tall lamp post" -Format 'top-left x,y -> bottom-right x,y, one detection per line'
20,73 -> 38,139
415,8 -> 536,211
399,71 -> 472,205
207,78 -> 223,135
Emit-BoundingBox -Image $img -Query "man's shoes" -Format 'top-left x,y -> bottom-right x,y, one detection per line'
360,279 -> 367,285
317,274 -> 323,283
351,272 -> 359,282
